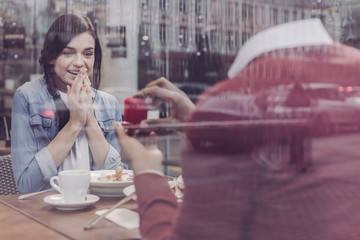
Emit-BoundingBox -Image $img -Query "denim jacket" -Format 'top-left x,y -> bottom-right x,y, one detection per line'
11,77 -> 126,193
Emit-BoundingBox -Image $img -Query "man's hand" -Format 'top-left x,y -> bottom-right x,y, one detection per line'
134,77 -> 196,124
113,122 -> 163,175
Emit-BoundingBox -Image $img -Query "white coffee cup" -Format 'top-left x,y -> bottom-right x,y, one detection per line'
50,170 -> 90,203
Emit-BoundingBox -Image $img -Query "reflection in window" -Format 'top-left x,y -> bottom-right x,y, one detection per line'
179,0 -> 187,14
159,0 -> 168,11
293,10 -> 297,21
210,3 -> 218,24
226,2 -> 233,18
141,23 -> 151,38
142,0 -> 150,9
255,5 -> 259,25
195,0 -> 202,15
284,9 -> 289,22
242,32 -> 248,45
235,2 -> 240,21
2,0 -> 354,124
159,24 -> 167,45
273,8 -> 278,25
226,31 -> 234,50
179,26 -> 188,46
248,4 -> 253,21
179,59 -> 189,79
158,58 -> 167,76
235,32 -> 240,50
210,30 -> 217,49
106,26 -> 127,58
242,3 -> 247,20
195,28 -> 202,46
261,6 -> 266,25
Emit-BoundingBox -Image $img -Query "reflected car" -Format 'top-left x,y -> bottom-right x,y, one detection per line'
265,82 -> 360,135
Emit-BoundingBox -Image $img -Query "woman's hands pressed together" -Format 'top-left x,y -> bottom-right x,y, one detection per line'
66,68 -> 93,129
48,68 -> 110,169
67,68 -> 110,169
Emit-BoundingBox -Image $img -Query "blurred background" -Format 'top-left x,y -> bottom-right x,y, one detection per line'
2,0 -> 360,168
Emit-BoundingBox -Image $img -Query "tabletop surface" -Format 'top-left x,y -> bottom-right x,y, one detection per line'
0,192 -> 140,240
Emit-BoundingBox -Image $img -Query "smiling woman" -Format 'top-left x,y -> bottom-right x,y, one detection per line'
10,14 -> 127,194
52,32 -> 95,93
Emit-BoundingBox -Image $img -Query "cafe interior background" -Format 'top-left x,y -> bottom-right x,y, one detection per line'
1,0 -> 360,171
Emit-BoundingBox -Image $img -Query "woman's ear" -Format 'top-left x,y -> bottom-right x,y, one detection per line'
49,59 -> 55,65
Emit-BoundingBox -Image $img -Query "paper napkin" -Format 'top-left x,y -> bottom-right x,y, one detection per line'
95,208 -> 139,230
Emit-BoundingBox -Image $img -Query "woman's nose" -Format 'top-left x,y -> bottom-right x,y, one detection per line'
73,53 -> 84,67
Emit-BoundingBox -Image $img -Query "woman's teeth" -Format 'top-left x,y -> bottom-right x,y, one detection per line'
68,70 -> 79,75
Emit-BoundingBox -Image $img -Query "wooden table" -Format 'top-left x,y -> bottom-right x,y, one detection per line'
0,192 -> 140,240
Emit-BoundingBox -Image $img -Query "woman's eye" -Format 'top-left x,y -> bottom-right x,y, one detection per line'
63,51 -> 73,56
84,52 -> 94,57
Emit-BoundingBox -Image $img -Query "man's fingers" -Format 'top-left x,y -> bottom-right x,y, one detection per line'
143,117 -> 178,125
146,77 -> 184,94
113,122 -> 127,139
134,86 -> 177,103
147,131 -> 158,150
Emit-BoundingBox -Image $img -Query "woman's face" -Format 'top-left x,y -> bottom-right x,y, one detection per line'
52,32 -> 95,92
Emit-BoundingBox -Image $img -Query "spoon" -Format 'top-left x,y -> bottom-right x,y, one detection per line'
18,189 -> 54,200
84,192 -> 135,230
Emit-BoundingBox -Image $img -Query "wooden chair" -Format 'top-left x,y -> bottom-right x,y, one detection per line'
0,154 -> 19,195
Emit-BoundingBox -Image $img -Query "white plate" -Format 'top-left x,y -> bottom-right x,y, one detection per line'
89,170 -> 134,197
122,177 -> 185,201
43,194 -> 99,211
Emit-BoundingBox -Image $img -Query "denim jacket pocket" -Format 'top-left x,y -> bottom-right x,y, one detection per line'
30,114 -> 54,149
30,114 -> 52,127
98,119 -> 113,136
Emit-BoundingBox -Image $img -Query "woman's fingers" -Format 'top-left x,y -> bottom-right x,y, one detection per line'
85,74 -> 92,86
67,70 -> 90,127
69,71 -> 84,96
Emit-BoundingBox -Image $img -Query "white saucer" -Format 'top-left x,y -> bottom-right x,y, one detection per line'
43,194 -> 99,211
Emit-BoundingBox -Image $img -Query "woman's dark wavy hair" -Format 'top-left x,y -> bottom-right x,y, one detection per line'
39,14 -> 102,92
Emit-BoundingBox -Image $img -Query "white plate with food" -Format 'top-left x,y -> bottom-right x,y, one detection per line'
89,167 -> 134,197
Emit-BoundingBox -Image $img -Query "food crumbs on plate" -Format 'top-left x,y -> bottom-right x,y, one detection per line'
115,166 -> 123,174
97,168 -> 132,182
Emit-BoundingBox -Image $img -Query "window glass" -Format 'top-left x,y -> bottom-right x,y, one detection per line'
159,0 -> 168,11
3,3 -> 360,222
